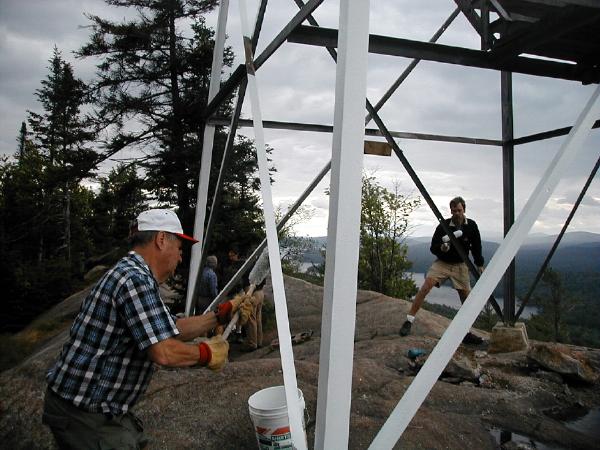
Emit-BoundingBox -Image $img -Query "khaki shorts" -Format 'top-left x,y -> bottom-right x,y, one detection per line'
42,388 -> 148,450
426,259 -> 471,291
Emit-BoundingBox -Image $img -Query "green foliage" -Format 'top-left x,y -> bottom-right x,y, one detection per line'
26,47 -> 96,266
1,49 -> 96,332
421,303 -> 457,320
0,148 -> 46,262
206,136 -> 271,258
421,302 -> 499,332
293,245 -> 326,285
526,267 -> 580,343
290,271 -> 325,287
274,203 -> 316,275
78,1 -> 228,225
78,1 -> 268,267
0,141 -> 93,332
359,175 -> 421,299
288,176 -> 421,300
566,325 -> 600,348
2,4 -> 270,335
511,270 -> 599,347
28,47 -> 96,183
562,272 -> 600,347
280,235 -> 316,274
474,302 -> 498,332
90,163 -> 148,253
0,252 -> 87,333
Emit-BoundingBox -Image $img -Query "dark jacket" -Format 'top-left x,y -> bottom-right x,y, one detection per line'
220,258 -> 249,293
430,217 -> 484,267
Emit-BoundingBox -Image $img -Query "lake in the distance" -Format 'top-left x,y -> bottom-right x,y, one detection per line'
298,263 -> 538,319
409,272 -> 538,319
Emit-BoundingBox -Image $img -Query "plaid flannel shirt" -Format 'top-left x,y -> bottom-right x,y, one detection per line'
46,251 -> 179,416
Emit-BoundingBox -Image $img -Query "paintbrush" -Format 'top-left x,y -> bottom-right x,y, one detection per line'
222,247 -> 271,339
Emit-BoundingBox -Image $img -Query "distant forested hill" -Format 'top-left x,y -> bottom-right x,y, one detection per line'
299,231 -> 600,304
297,232 -> 600,346
406,231 -> 600,275
405,232 -> 600,347
299,232 -> 600,276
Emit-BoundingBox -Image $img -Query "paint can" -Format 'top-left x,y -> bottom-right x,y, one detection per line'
248,386 -> 306,450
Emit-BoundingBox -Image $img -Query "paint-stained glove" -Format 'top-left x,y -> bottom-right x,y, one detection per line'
198,335 -> 229,371
237,296 -> 254,326
216,294 -> 247,324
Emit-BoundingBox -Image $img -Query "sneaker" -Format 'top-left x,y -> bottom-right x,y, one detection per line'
462,332 -> 483,345
399,320 -> 412,336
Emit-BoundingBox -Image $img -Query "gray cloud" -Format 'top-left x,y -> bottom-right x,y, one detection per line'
1,0 -> 598,238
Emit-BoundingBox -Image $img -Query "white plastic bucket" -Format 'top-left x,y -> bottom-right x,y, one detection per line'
248,386 -> 307,450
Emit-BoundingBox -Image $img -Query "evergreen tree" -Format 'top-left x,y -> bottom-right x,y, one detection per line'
28,47 -> 95,178
27,47 -> 96,263
358,175 -> 421,299
17,122 -> 27,159
0,145 -> 93,332
90,163 -> 148,254
0,146 -> 46,265
207,136 -> 268,254
0,48 -> 96,332
78,0 -> 229,228
79,1 -> 271,268
528,268 -> 580,343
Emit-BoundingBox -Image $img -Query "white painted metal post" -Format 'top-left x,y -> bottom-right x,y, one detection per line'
314,2 -> 371,450
238,2 -> 306,449
369,85 -> 600,449
186,0 -> 230,316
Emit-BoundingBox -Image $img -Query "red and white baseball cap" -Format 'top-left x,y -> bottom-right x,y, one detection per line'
136,209 -> 199,243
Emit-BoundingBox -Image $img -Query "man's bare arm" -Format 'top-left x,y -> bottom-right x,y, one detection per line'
175,312 -> 218,341
147,338 -> 200,367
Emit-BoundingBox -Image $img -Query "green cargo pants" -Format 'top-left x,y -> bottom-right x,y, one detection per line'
42,388 -> 148,450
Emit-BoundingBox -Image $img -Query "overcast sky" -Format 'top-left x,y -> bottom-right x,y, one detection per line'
1,0 -> 599,240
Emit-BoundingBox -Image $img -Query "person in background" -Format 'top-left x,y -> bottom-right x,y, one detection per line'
399,197 -> 484,345
42,209 -> 249,449
196,255 -> 219,313
220,245 -> 248,296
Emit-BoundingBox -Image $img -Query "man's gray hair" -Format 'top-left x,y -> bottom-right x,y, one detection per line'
206,255 -> 218,269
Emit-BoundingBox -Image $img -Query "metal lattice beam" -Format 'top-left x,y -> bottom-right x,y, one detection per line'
287,25 -> 600,83
370,82 -> 600,450
314,2 -> 371,449
514,153 -> 600,321
203,0 -> 325,119
207,117 -> 502,146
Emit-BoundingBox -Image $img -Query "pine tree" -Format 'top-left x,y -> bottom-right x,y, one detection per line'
206,136 -> 270,257
529,268 -> 580,343
17,122 -> 27,159
90,163 -> 148,253
0,142 -> 94,331
27,47 -> 96,263
78,1 -> 228,227
79,0 -> 272,267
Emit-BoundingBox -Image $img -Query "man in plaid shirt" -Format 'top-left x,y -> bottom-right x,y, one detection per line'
42,209 -> 249,449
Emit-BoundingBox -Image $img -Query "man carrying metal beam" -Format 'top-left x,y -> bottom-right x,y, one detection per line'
400,196 -> 485,345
